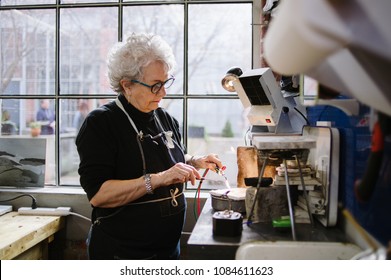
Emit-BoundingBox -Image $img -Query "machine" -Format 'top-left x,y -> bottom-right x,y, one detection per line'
222,67 -> 340,240
223,67 -> 307,137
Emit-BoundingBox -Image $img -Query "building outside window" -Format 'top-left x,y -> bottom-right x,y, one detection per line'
0,0 -> 260,189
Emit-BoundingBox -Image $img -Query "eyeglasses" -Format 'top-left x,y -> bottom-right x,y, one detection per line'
131,76 -> 175,94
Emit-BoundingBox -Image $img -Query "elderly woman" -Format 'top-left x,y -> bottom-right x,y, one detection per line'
76,33 -> 223,260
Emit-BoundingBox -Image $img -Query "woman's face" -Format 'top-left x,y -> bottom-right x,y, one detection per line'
122,61 -> 169,113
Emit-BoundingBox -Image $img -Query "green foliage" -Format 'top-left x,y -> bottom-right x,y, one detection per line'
221,119 -> 234,137
30,122 -> 41,128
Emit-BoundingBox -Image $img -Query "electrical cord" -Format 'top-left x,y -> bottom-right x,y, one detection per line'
294,106 -> 310,126
0,194 -> 37,209
193,169 -> 209,221
68,211 -> 91,222
244,127 -> 251,146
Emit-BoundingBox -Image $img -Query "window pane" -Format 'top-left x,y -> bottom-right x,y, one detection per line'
1,99 -> 56,136
1,98 -> 56,185
160,98 -> 183,133
61,0 -> 116,3
1,0 -> 54,5
60,7 -> 118,95
123,0 -> 178,2
187,98 -> 248,189
188,3 -> 252,95
123,5 -> 184,95
0,10 -> 55,95
59,98 -> 104,185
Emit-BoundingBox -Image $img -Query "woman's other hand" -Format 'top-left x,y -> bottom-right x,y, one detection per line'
153,162 -> 201,187
189,154 -> 223,171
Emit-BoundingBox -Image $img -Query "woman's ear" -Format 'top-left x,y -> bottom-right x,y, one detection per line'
120,79 -> 132,90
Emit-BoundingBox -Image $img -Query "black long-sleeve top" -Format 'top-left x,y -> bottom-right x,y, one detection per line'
76,94 -> 186,254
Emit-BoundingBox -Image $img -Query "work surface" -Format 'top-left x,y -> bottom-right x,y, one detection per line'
0,212 -> 65,260
187,198 -> 349,260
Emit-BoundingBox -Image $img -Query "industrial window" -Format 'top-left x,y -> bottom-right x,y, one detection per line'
0,0 -> 258,189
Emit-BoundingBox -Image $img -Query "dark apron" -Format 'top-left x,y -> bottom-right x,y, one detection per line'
87,114 -> 186,260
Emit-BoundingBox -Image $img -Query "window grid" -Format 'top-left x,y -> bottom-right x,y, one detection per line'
0,0 -> 257,187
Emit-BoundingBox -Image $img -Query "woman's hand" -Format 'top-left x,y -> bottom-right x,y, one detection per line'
153,162 -> 201,187
189,154 -> 223,171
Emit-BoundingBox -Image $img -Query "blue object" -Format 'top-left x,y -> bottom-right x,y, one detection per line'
307,100 -> 390,246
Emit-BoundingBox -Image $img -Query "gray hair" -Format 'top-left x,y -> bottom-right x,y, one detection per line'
107,33 -> 176,94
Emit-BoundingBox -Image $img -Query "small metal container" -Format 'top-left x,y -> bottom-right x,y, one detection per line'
210,188 -> 247,214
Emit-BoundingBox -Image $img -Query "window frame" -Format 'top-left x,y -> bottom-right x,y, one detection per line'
0,0 -> 262,188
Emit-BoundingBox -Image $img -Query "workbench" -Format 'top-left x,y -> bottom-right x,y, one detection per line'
0,212 -> 65,260
187,198 -> 349,259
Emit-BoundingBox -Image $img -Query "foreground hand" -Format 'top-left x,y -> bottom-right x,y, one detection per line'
156,162 -> 201,186
191,154 -> 223,171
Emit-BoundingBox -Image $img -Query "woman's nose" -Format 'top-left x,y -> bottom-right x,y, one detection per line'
157,87 -> 167,96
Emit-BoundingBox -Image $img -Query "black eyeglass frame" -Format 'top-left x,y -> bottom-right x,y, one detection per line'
131,76 -> 175,94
